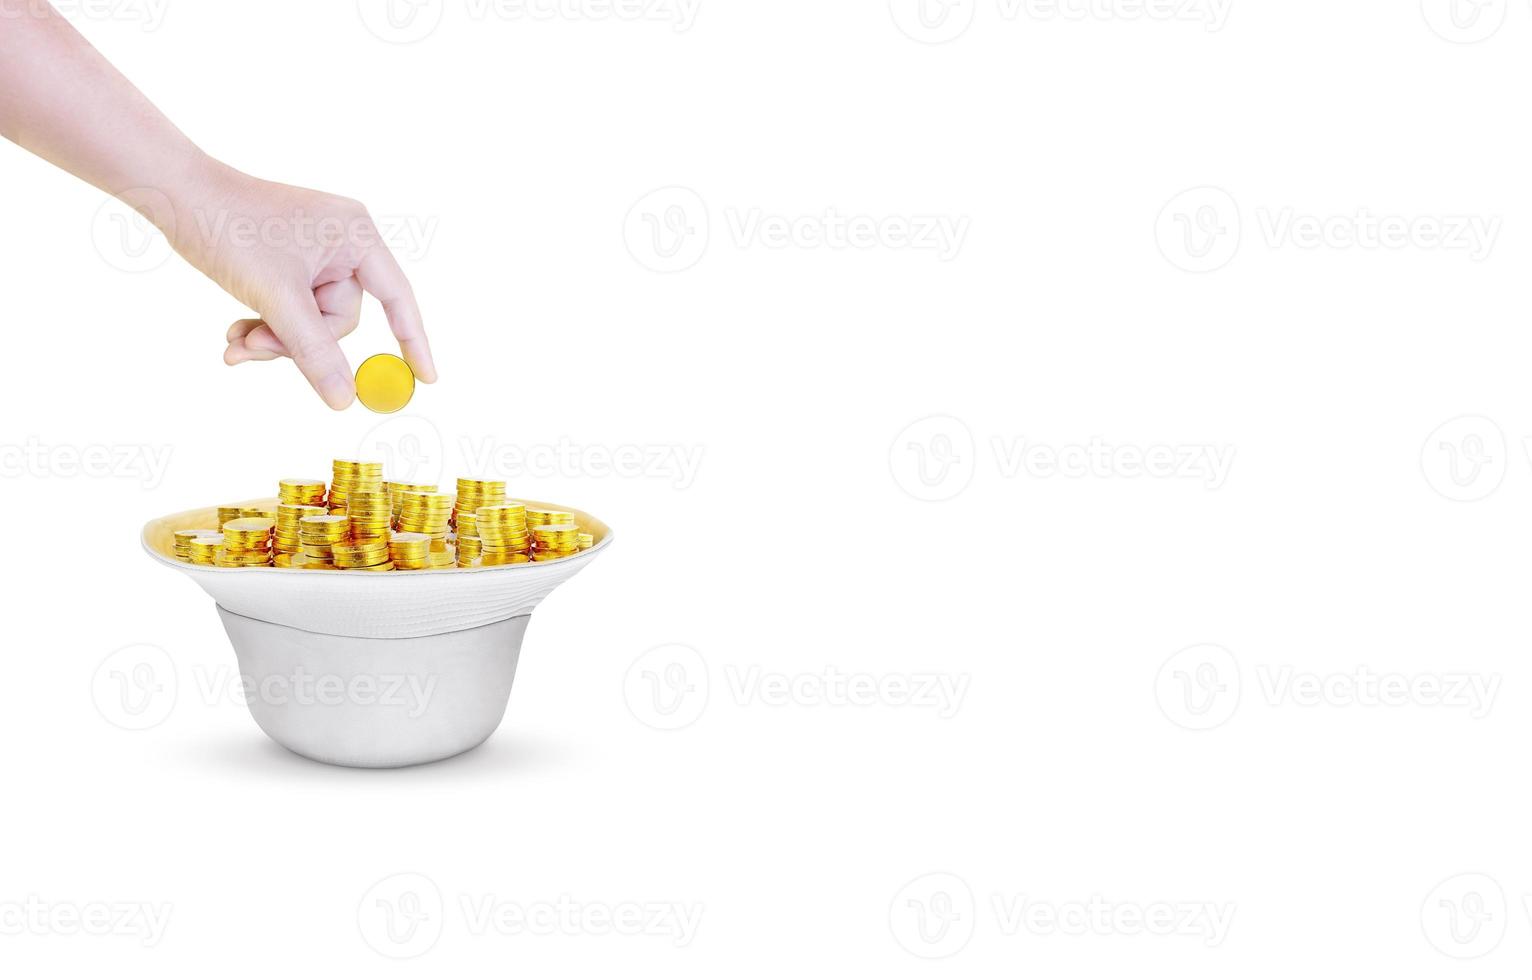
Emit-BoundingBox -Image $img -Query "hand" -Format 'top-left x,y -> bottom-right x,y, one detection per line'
151,160 -> 436,409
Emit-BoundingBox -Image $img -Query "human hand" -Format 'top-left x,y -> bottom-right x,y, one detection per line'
151,159 -> 436,409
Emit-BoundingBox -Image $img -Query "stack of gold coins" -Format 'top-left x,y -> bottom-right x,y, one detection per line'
239,505 -> 277,521
345,489 -> 393,542
218,517 -> 275,567
188,535 -> 224,565
455,510 -> 479,540
531,522 -> 580,560
174,528 -> 219,561
216,505 -> 243,528
386,482 -> 436,527
477,503 -> 529,557
299,514 -> 350,568
456,534 -> 483,561
278,478 -> 328,507
577,532 -> 594,550
332,538 -> 391,570
428,543 -> 456,568
454,478 -> 505,528
397,491 -> 454,539
389,531 -> 432,570
274,503 -> 325,555
526,506 -> 576,530
330,459 -> 383,513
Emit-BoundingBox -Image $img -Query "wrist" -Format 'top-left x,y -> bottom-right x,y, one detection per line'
127,148 -> 246,262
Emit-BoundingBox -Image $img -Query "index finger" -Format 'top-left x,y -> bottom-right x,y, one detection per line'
266,290 -> 356,410
357,244 -> 436,383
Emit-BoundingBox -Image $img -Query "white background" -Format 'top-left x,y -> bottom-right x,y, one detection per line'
2,0 -> 1530,974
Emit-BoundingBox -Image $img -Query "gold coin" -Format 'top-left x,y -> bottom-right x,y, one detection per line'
215,549 -> 272,566
480,526 -> 528,537
400,491 -> 454,509
532,524 -> 579,549
277,479 -> 327,505
174,528 -> 219,543
481,552 -> 531,566
223,517 -> 275,533
187,535 -> 225,564
334,537 -> 389,553
299,514 -> 350,535
355,353 -> 416,414
174,529 -> 220,559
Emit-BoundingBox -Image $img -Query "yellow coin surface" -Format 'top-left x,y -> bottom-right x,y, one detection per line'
355,353 -> 416,414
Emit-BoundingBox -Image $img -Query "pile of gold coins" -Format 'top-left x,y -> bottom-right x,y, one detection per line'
172,459 -> 597,571
218,517 -> 276,567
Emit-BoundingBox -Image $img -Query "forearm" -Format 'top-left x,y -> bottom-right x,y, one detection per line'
0,1 -> 211,202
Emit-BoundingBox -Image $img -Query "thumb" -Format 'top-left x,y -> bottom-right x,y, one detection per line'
266,290 -> 355,410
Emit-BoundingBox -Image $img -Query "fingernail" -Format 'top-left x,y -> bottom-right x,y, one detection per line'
320,372 -> 355,410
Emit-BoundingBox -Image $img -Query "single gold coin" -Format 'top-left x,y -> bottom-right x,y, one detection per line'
224,517 -> 275,534
355,353 -> 416,414
481,552 -> 531,566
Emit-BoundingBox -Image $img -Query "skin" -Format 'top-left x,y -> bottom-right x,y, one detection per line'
0,1 -> 436,409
